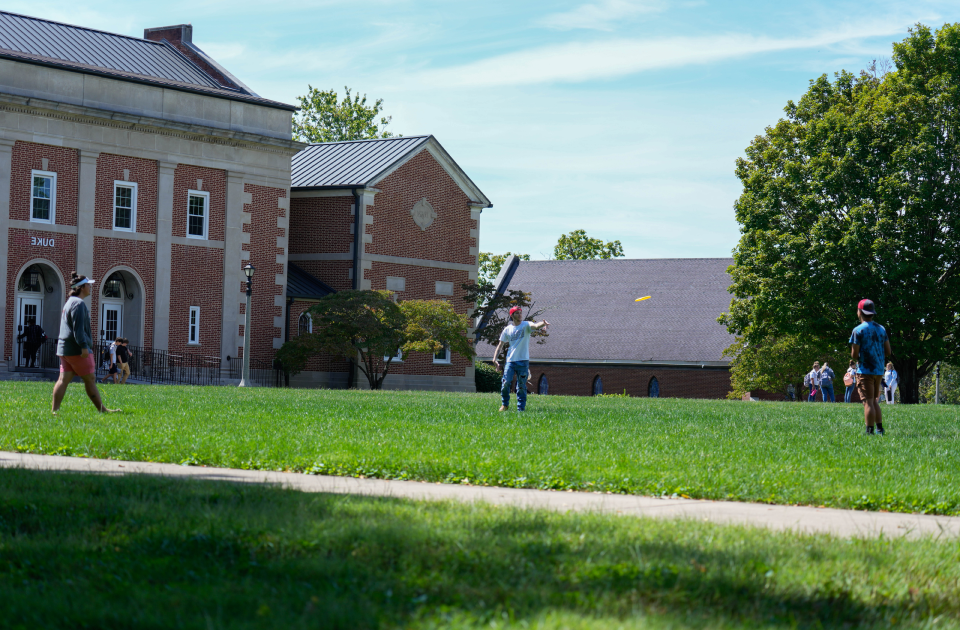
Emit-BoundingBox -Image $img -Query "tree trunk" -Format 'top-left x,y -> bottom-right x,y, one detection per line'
896,357 -> 920,404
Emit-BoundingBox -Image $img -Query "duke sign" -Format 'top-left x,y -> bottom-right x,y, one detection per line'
31,236 -> 54,247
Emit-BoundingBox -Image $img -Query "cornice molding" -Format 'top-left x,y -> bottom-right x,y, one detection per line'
0,92 -> 306,156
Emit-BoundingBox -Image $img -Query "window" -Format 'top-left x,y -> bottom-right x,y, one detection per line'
538,374 -> 549,395
113,181 -> 137,232
30,170 -> 56,223
186,190 -> 209,239
592,375 -> 603,396
188,306 -> 200,344
384,348 -> 403,362
17,265 -> 45,293
433,345 -> 451,364
648,376 -> 660,398
298,312 -> 313,336
102,272 -> 126,299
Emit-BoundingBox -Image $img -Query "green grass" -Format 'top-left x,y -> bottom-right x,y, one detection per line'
3,468 -> 960,629
2,382 -> 959,514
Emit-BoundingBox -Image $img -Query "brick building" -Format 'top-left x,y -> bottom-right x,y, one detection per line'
287,136 -> 491,391
478,256 -> 736,399
0,12 -> 302,374
0,11 -> 491,391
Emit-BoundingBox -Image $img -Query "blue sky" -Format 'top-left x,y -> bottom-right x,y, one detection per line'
9,0 -> 960,259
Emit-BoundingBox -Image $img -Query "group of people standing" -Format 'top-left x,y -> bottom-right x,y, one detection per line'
806,359 -> 898,404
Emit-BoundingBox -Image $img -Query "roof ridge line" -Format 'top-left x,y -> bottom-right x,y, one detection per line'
305,135 -> 429,147
0,9 -> 169,46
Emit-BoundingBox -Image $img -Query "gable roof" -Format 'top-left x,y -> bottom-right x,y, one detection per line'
286,264 -> 337,300
291,135 -> 492,206
0,10 -> 294,110
479,258 -> 735,365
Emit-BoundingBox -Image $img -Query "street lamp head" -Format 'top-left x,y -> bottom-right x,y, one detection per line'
243,264 -> 255,279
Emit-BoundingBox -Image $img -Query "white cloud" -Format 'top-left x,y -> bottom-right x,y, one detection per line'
416,19 -> 928,88
538,0 -> 664,31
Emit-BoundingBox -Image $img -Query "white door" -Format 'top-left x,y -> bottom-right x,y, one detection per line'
101,302 -> 122,342
17,296 -> 43,367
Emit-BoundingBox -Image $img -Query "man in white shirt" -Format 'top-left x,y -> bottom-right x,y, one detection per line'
492,306 -> 549,412
806,362 -> 821,402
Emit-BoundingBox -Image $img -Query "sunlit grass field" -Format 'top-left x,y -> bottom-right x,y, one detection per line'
3,468 -> 960,630
2,381 -> 959,514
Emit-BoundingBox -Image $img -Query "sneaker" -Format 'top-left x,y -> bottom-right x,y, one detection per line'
876,427 -> 885,436
865,427 -> 875,436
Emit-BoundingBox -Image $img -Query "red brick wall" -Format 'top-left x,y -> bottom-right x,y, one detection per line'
525,364 -> 732,399
239,183 -> 287,361
94,154 -> 158,233
294,260 -> 352,292
168,244 -> 223,356
365,150 -> 477,266
10,141 -> 79,225
89,237 -> 156,349
286,300 -> 351,373
172,165 -> 226,241
4,230 -> 77,358
367,261 -> 472,377
288,196 -> 353,255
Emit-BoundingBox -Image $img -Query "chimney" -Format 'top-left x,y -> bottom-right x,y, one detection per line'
144,24 -> 193,45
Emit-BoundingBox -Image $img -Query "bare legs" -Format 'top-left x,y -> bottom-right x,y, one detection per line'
52,371 -> 119,414
863,396 -> 882,428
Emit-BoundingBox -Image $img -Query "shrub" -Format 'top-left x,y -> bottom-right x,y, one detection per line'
475,360 -> 501,393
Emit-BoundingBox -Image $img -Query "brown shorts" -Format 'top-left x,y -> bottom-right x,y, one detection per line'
856,374 -> 883,402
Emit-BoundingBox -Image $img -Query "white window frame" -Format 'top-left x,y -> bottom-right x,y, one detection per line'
188,306 -> 200,345
298,311 -> 313,336
186,190 -> 210,240
432,345 -> 451,364
30,170 -> 57,224
113,181 -> 138,232
383,348 -> 403,363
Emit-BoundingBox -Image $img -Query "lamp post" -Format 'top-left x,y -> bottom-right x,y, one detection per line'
239,264 -> 255,387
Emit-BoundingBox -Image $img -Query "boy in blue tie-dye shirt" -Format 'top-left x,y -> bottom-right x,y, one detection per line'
849,299 -> 893,435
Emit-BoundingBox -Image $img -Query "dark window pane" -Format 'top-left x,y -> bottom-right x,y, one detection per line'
32,198 -> 50,220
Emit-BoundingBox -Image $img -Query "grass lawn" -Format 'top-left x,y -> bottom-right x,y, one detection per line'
1,382 -> 959,514
3,468 -> 960,629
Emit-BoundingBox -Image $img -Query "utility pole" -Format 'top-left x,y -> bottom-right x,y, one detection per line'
935,362 -> 941,404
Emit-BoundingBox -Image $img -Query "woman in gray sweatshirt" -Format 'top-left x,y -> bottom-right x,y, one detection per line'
52,271 -> 119,414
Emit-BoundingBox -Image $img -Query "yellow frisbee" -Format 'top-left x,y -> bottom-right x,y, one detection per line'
635,296 -> 651,302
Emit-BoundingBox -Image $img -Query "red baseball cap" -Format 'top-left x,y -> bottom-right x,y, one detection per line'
858,299 -> 876,315
509,306 -> 522,316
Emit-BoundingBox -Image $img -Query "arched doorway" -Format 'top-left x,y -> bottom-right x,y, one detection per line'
592,375 -> 603,396
99,269 -> 145,348
648,376 -> 660,398
14,262 -> 63,368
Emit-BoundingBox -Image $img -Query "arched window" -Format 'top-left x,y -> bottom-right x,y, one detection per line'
648,376 -> 660,398
102,272 -> 125,299
538,374 -> 549,395
17,265 -> 45,293
298,312 -> 313,336
592,375 -> 603,396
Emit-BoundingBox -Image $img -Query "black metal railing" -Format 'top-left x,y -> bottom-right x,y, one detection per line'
226,355 -> 287,388
12,336 -> 59,371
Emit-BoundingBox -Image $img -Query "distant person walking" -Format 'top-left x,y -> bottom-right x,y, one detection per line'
805,362 -> 821,402
849,299 -> 892,435
52,272 -> 119,415
883,362 -> 899,404
492,306 -> 549,412
16,316 -> 45,368
117,338 -> 133,384
819,362 -> 836,403
100,337 -> 121,384
844,360 -> 857,403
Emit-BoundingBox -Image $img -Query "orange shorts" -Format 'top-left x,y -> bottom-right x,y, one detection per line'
59,353 -> 96,376
856,374 -> 884,402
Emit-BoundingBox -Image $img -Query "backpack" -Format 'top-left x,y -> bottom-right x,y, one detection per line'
100,344 -> 113,365
803,372 -> 811,388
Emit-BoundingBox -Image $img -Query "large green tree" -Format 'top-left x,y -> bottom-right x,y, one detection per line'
293,86 -> 395,143
277,290 -> 473,390
553,230 -> 624,260
477,251 -> 530,285
722,24 -> 960,404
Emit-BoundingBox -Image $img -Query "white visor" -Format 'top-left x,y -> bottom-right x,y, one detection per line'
71,278 -> 95,289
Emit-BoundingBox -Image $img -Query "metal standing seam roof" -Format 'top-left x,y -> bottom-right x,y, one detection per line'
286,264 -> 337,300
291,136 -> 433,188
0,10 -> 295,110
477,258 -> 736,364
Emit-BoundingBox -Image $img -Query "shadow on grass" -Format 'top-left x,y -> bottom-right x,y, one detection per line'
0,468 -> 953,629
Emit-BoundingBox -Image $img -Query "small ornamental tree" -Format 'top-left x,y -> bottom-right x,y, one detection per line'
464,281 -> 548,362
478,251 -> 530,285
553,229 -> 624,260
277,290 -> 473,390
293,85 -> 395,144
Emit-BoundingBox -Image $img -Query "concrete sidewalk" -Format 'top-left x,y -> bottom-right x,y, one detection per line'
3,451 -> 959,541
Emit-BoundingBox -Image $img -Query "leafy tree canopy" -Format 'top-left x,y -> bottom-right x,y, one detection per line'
478,252 -> 530,285
919,362 -> 960,404
293,86 -> 395,144
553,230 -> 624,260
721,23 -> 960,403
277,291 -> 472,390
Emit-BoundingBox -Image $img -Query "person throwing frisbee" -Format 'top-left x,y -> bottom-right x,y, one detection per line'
493,306 -> 549,412
52,272 -> 120,415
